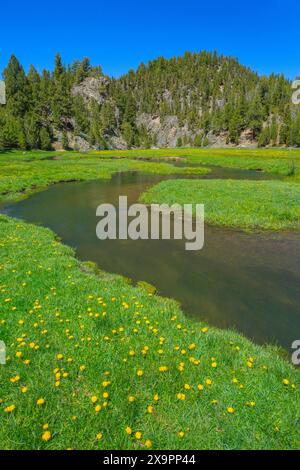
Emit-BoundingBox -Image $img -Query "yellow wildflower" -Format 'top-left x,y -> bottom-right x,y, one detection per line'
41,431 -> 51,442
4,404 -> 16,413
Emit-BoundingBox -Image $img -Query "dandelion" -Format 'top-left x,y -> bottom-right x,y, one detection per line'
10,375 -> 20,383
184,384 -> 191,390
227,407 -> 235,414
37,398 -> 45,406
282,379 -> 289,386
147,405 -> 154,414
56,353 -> 63,360
96,433 -> 103,440
128,396 -> 136,402
4,404 -> 16,413
41,431 -> 51,442
135,432 -> 142,440
95,404 -> 102,413
177,393 -> 186,401
43,423 -> 49,430
211,362 -> 217,368
102,392 -> 109,399
137,369 -> 144,377
178,431 -> 185,438
21,386 -> 28,393
197,384 -> 204,391
145,439 -> 152,448
205,379 -> 212,385
125,426 -> 132,435
91,396 -> 98,403
153,394 -> 159,402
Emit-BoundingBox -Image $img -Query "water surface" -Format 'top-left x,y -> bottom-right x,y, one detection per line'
2,167 -> 299,349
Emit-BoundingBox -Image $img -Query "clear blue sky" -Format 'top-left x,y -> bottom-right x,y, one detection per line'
0,0 -> 299,79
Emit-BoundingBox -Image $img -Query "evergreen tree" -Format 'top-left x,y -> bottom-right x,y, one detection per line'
39,128 -> 51,150
62,130 -> 69,149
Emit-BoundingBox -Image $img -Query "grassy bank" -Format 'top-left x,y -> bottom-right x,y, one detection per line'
0,214 -> 299,450
141,179 -> 300,231
91,148 -> 300,179
0,150 -> 209,202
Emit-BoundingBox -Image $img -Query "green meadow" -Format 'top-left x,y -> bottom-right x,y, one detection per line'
0,148 -> 299,450
141,179 -> 300,231
92,148 -> 300,180
0,150 -> 208,202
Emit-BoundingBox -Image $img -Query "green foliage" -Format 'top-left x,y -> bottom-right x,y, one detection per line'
176,137 -> 183,147
258,127 -> 270,147
61,130 -> 69,150
39,128 -> 52,150
0,51 -> 300,151
193,133 -> 203,147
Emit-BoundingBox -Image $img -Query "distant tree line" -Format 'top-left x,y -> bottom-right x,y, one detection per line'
0,50 -> 300,150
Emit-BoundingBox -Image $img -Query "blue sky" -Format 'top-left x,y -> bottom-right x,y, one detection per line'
0,0 -> 299,79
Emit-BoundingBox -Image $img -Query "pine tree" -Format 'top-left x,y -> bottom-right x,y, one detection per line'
62,130 -> 69,150
39,127 -> 51,150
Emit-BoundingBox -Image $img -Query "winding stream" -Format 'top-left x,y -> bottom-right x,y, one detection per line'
2,165 -> 300,350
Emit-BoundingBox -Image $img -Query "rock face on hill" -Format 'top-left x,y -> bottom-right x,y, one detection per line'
71,76 -> 109,105
67,79 -> 257,150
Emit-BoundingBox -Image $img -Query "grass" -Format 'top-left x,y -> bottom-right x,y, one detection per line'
0,150 -> 209,202
140,179 -> 300,231
0,148 -> 299,449
0,214 -> 299,450
90,148 -> 300,179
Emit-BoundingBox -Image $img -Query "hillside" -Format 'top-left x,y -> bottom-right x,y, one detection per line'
0,51 -> 299,150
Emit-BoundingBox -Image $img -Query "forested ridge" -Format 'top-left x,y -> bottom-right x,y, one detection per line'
0,50 -> 299,150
